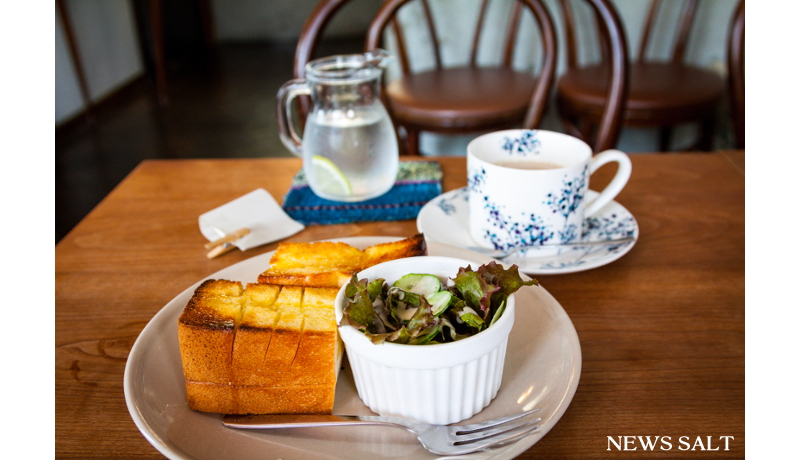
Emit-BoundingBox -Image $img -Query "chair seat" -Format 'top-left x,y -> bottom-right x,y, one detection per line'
557,62 -> 725,124
387,67 -> 537,130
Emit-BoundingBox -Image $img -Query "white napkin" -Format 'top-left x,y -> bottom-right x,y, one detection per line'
198,189 -> 305,251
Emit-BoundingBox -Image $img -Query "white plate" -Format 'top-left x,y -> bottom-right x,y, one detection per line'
124,237 -> 581,460
417,188 -> 639,274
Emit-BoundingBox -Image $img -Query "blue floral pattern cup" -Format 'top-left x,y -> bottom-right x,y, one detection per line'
467,130 -> 632,256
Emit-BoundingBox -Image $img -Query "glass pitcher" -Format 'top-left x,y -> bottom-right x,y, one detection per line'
277,50 -> 399,202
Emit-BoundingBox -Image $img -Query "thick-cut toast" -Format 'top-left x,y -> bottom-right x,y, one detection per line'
259,286 -> 304,380
292,287 -> 341,386
178,280 -> 244,384
178,281 -> 342,414
184,381 -> 336,415
257,241 -> 362,288
179,233 -> 424,414
257,233 -> 427,288
230,283 -> 281,386
362,234 -> 428,267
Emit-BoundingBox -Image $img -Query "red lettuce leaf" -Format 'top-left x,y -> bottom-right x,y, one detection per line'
339,262 -> 538,345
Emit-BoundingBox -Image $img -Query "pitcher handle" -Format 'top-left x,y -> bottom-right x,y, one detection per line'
276,79 -> 310,157
585,149 -> 632,217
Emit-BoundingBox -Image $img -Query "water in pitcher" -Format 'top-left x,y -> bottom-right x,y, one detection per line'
303,106 -> 399,202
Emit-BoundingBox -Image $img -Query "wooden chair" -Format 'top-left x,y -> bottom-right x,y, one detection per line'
727,0 -> 744,149
557,0 -> 726,152
365,0 -> 559,156
292,0 -> 360,122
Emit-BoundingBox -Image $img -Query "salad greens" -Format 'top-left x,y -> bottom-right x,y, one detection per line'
339,261 -> 538,345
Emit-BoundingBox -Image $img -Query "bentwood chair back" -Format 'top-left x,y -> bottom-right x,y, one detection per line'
555,0 -> 630,152
365,0 -> 558,156
557,0 -> 725,152
292,0 -> 359,122
727,0 -> 744,149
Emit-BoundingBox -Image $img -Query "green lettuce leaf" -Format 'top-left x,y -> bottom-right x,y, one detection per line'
452,265 -> 499,316
340,277 -> 375,330
339,262 -> 538,345
367,278 -> 385,301
475,262 -> 538,320
459,308 -> 486,329
406,296 -> 437,333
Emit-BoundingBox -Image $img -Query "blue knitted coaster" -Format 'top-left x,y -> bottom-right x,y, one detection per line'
282,161 -> 443,225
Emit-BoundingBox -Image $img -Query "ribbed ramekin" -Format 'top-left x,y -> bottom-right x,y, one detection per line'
334,256 -> 515,425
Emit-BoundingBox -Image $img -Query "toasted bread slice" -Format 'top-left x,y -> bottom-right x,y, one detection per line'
257,241 -> 363,288
180,282 -> 343,414
178,279 -> 244,384
256,271 -> 354,289
179,235 -> 425,415
294,287 -> 342,386
231,283 -> 281,386
232,286 -> 342,389
262,286 -> 305,376
257,233 -> 427,288
184,381 -> 336,415
362,233 -> 427,268
265,241 -> 366,274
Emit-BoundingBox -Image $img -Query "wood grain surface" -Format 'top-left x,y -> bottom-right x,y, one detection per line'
55,152 -> 744,458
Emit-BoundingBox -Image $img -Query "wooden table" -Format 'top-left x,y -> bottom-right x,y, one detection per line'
56,152 -> 745,458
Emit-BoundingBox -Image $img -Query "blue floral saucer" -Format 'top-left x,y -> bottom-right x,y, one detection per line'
416,188 -> 639,274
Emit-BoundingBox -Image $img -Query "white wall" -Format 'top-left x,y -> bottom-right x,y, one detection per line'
580,0 -> 734,73
55,4 -> 85,124
55,0 -> 144,125
56,0 -> 379,126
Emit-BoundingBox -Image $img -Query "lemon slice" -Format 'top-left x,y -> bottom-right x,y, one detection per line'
311,155 -> 352,197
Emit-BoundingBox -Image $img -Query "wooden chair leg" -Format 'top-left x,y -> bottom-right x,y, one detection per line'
659,126 -> 672,152
578,119 -> 594,146
682,118 -> 715,152
405,127 -> 421,156
559,113 -> 584,140
698,117 -> 714,151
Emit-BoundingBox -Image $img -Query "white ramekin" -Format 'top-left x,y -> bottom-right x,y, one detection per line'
334,256 -> 515,425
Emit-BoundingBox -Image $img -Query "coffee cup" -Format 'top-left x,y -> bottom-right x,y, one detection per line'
467,129 -> 631,255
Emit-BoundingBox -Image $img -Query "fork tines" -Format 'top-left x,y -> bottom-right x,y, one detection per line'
453,408 -> 542,447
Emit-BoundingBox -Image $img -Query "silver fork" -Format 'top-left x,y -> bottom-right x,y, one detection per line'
223,408 -> 542,456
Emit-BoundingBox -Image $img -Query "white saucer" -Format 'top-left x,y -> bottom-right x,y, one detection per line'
417,188 -> 639,274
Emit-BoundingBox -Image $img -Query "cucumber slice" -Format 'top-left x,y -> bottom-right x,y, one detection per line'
489,299 -> 506,327
409,326 -> 441,345
393,273 -> 442,296
396,305 -> 418,321
426,291 -> 452,316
